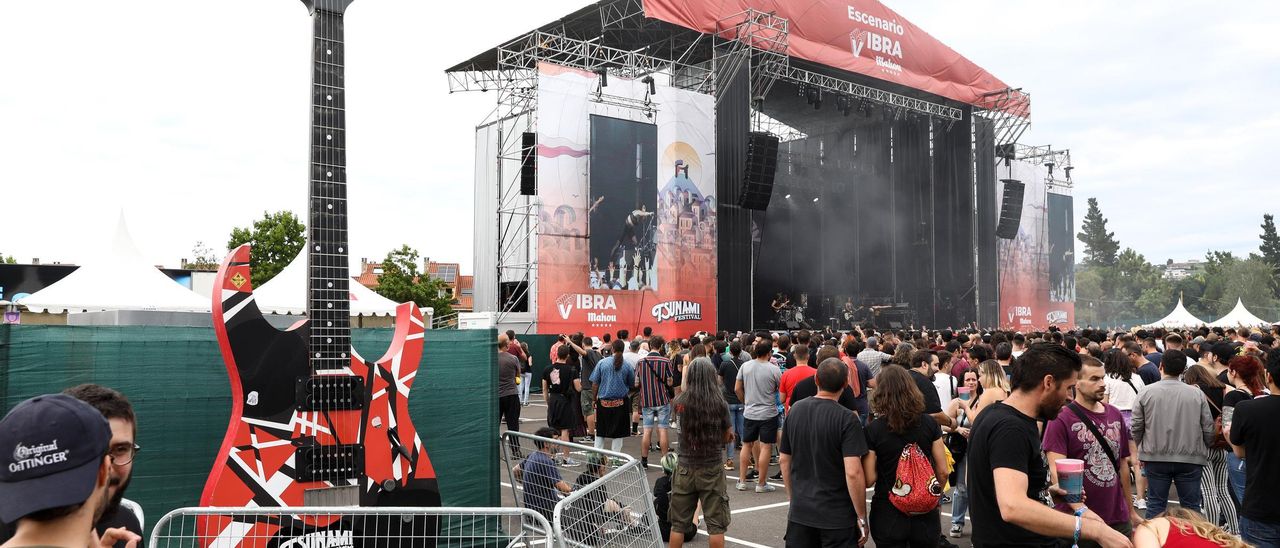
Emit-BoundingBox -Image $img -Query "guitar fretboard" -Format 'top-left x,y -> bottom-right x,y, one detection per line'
307,8 -> 351,372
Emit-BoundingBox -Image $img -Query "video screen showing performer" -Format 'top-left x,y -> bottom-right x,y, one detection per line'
588,115 -> 657,291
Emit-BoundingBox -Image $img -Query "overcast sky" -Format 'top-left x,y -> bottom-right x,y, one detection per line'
3,1 -> 1276,272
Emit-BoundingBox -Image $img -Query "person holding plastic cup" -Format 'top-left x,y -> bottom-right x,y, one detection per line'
1044,355 -> 1142,548
943,367 -> 979,538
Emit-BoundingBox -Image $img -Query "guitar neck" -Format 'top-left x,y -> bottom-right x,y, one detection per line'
307,8 -> 351,373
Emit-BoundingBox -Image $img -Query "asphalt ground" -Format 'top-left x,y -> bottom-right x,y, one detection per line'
499,400 -> 983,548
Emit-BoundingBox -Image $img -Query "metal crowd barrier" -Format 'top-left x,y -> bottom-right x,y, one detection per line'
501,431 -> 663,548
148,506 -> 554,548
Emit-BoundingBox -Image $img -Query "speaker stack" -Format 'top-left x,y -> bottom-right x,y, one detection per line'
520,132 -> 536,196
739,132 -> 780,210
995,179 -> 1025,239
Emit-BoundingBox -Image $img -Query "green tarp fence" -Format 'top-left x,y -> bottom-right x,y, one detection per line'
0,324 -> 499,538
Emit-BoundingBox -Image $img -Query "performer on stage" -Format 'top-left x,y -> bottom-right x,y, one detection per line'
606,205 -> 656,289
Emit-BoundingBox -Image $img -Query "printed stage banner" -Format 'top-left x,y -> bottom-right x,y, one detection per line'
642,0 -> 1020,110
536,62 -> 717,338
997,160 -> 1075,330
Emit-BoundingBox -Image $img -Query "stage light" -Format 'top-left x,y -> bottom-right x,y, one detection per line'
807,87 -> 823,110
641,75 -> 656,95
836,95 -> 851,116
784,194 -> 792,199
1064,166 -> 1074,180
594,67 -> 608,87
812,197 -> 820,203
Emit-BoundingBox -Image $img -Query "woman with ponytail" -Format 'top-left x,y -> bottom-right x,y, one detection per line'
589,339 -> 635,452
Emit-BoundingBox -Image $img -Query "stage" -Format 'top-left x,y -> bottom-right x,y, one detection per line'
451,0 -> 1074,336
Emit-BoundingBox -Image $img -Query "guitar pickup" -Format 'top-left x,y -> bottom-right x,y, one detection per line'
295,443 -> 363,482
296,376 -> 365,411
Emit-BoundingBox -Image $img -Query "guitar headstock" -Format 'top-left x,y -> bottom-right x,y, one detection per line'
302,0 -> 354,14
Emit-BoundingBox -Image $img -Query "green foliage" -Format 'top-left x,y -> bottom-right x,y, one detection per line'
0,254 -> 15,264
1077,197 -> 1120,267
1261,214 -> 1280,268
372,245 -> 455,320
185,241 -> 222,271
227,211 -> 306,285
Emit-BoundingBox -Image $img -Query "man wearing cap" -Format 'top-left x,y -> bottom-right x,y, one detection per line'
0,394 -> 141,548
0,385 -> 143,548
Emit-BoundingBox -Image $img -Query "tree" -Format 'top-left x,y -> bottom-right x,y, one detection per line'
1077,197 -> 1120,267
185,241 -> 222,271
372,245 -> 454,320
1261,213 -> 1280,299
1261,213 -> 1280,268
0,254 -> 15,264
227,211 -> 306,285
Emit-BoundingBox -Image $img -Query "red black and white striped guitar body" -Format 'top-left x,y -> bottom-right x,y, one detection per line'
198,1 -> 440,546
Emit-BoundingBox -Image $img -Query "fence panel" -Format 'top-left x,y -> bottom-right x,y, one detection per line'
501,431 -> 663,548
148,506 -> 553,548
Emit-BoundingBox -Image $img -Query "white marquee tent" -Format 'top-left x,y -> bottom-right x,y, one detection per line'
18,216 -> 210,313
1209,299 -> 1271,328
252,247 -> 402,317
1144,297 -> 1205,329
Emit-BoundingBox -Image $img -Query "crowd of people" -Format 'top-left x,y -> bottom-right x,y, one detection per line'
507,324 -> 1280,548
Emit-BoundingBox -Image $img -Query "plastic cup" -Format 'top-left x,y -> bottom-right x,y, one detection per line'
958,387 -> 971,401
1222,407 -> 1235,433
1056,458 -> 1085,503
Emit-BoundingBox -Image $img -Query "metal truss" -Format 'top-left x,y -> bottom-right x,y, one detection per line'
713,9 -> 790,104
975,88 -> 1031,147
764,64 -> 964,121
1015,143 -> 1074,188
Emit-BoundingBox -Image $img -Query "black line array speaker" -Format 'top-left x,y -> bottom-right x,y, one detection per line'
739,131 -> 780,210
995,179 -> 1025,239
520,132 -> 536,196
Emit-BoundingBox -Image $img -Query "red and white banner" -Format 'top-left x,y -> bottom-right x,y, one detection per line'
997,160 -> 1075,331
535,63 -> 718,338
643,0 -> 1015,108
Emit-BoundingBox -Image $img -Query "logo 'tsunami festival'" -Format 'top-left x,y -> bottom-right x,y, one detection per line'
847,6 -> 905,74
651,301 -> 702,324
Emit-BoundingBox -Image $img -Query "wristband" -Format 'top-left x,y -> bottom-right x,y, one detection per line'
1072,514 -> 1082,548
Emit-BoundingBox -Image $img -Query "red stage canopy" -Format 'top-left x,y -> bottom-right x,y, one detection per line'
643,0 -> 1013,107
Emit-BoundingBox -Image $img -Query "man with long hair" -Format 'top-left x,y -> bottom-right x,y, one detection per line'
967,343 -> 1132,548
668,358 -> 733,548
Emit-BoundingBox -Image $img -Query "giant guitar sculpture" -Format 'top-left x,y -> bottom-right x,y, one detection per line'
199,1 -> 440,545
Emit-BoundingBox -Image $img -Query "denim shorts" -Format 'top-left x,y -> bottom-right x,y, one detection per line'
642,405 -> 672,429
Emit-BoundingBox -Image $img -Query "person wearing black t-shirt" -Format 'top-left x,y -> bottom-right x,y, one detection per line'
907,350 -> 956,430
779,358 -> 869,547
541,345 -> 582,465
967,343 -> 1132,548
862,366 -> 947,548
1228,348 -> 1280,547
788,374 -> 857,413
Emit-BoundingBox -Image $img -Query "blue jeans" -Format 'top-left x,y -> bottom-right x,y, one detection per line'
1226,451 -> 1247,503
726,404 -> 745,459
951,457 -> 969,525
518,373 -> 532,404
1242,516 -> 1280,548
1144,461 -> 1203,518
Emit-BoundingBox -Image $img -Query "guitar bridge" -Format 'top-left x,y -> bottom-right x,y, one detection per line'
296,442 -> 363,482
296,375 -> 365,411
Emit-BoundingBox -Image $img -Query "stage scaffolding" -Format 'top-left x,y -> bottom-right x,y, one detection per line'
447,0 -> 976,323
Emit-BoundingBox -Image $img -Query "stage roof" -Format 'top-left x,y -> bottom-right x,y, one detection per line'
447,0 -> 1018,109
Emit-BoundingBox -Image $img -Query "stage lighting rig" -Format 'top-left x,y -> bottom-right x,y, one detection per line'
641,75 -> 656,95
836,95 -> 851,116
594,67 -> 608,87
806,87 -> 822,109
